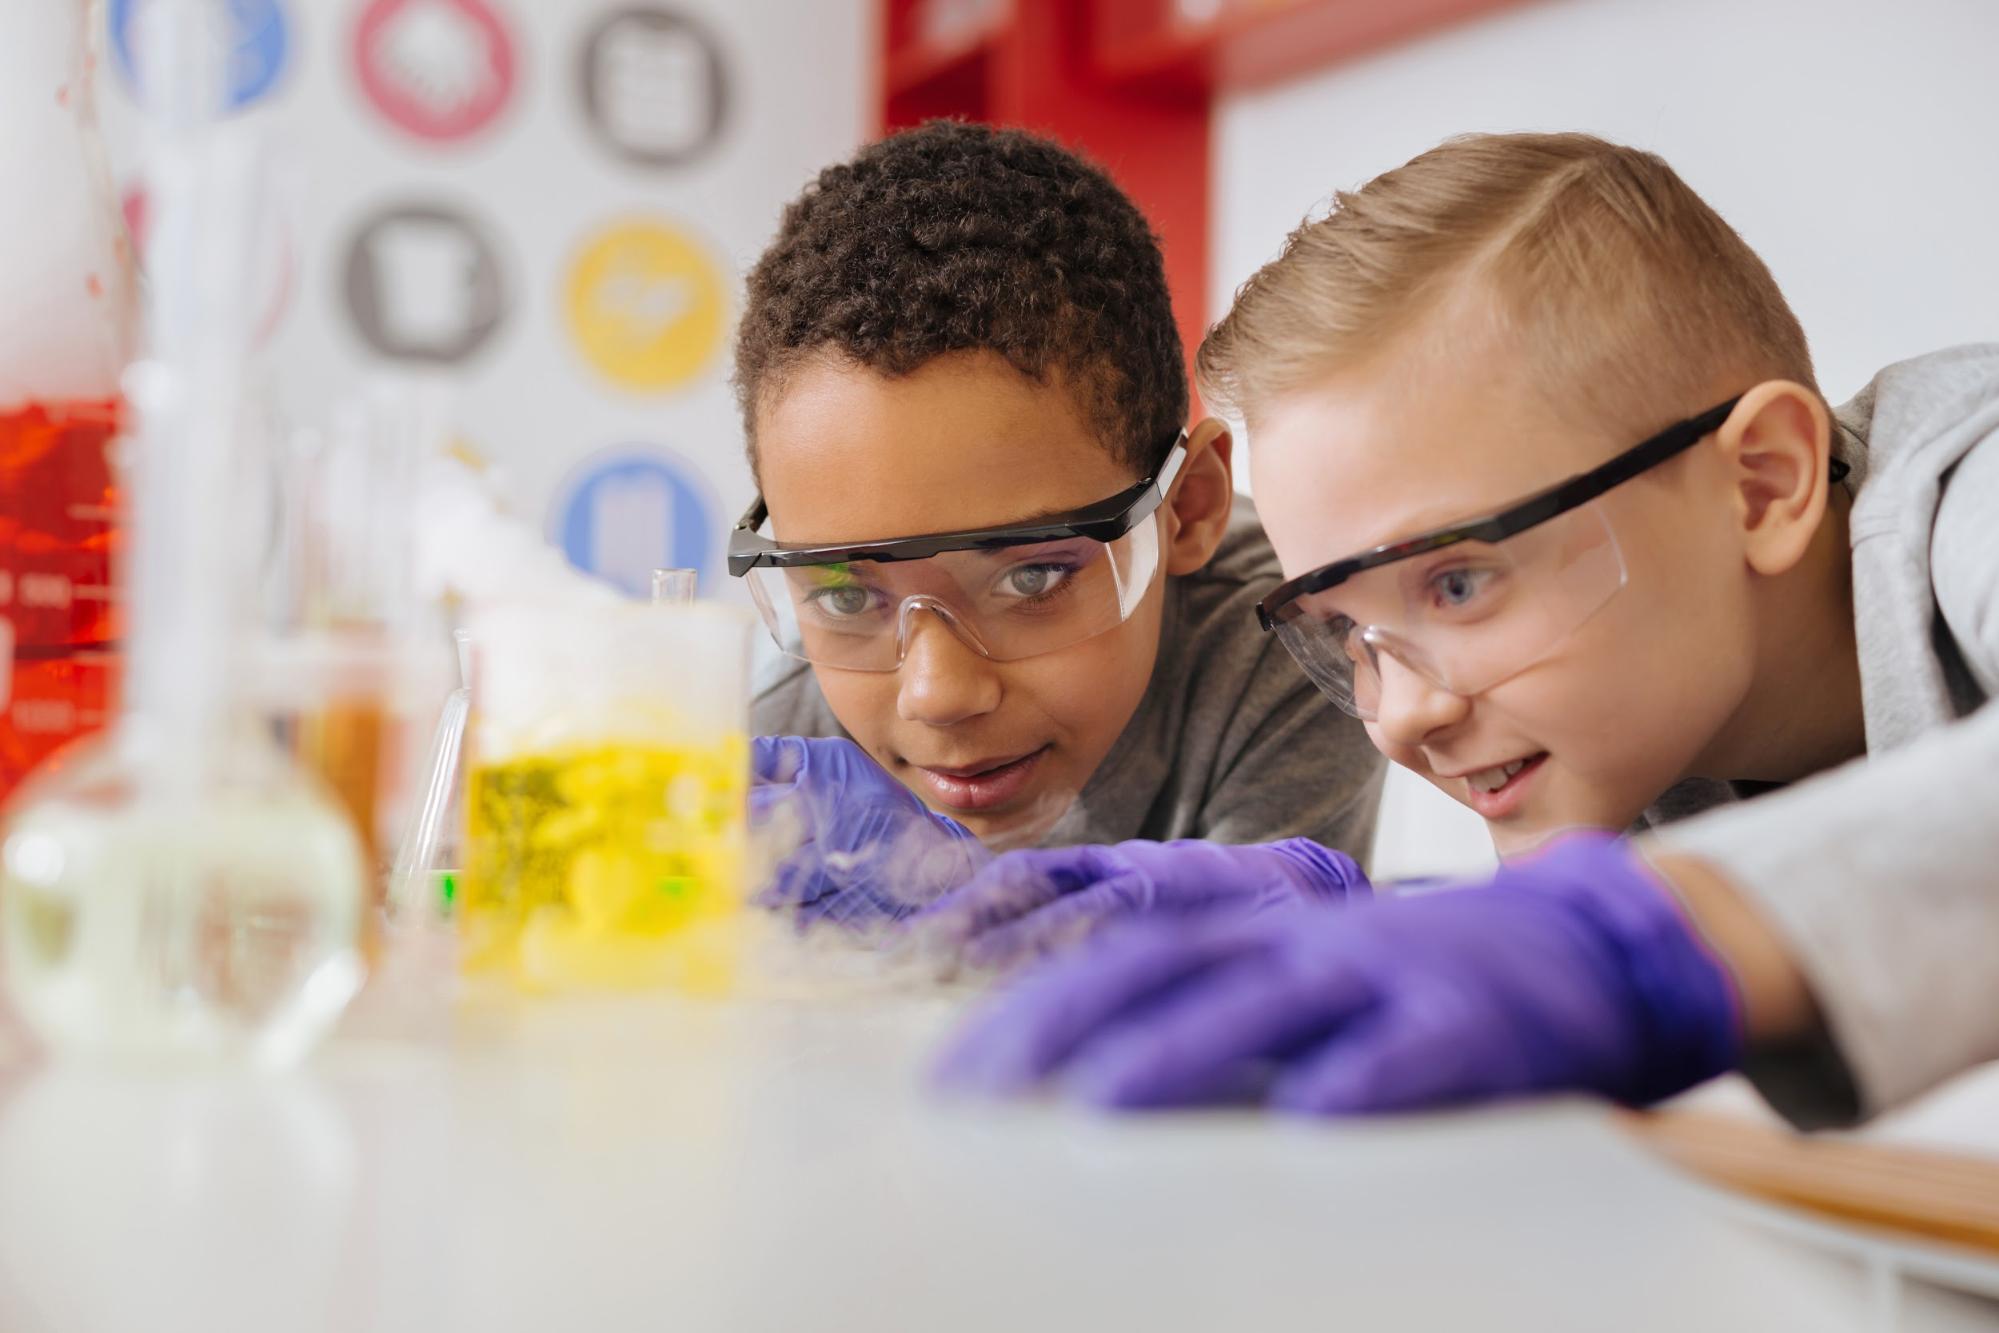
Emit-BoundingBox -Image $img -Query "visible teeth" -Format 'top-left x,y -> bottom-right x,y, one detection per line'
1467,758 -> 1530,794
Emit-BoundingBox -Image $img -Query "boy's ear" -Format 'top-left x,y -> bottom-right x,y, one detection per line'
1162,417 -> 1235,576
1714,381 -> 1835,578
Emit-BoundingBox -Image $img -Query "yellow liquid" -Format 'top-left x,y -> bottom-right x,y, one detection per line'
461,734 -> 749,992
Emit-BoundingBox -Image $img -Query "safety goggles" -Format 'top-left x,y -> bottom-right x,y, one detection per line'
728,434 -> 1187,672
1256,397 -> 1851,720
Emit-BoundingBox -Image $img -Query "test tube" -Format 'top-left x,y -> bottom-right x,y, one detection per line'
386,628 -> 472,922
651,567 -> 697,606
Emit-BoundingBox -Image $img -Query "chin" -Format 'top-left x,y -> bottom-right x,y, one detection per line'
1487,820 -> 1561,860
1487,800 -> 1650,860
983,791 -> 1083,850
943,809 -> 1018,852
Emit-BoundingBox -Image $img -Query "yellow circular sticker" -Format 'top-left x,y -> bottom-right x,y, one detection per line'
564,219 -> 727,392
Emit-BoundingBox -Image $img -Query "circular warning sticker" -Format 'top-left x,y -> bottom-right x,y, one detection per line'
576,6 -> 731,169
342,201 -> 509,365
548,446 -> 719,599
352,0 -> 516,144
109,0 -> 292,110
563,218 -> 727,393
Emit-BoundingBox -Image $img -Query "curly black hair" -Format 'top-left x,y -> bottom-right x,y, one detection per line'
733,120 -> 1187,478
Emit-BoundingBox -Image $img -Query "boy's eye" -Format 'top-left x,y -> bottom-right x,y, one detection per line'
1428,567 -> 1495,609
804,583 -> 882,619
997,563 -> 1072,599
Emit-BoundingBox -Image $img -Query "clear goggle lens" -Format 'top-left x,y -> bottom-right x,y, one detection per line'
743,513 -> 1162,671
1271,504 -> 1626,720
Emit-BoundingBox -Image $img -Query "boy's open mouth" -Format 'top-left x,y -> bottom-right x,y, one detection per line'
909,746 -> 1051,813
1456,752 -> 1548,818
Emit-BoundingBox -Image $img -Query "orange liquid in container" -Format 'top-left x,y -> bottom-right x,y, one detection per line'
0,398 -> 122,802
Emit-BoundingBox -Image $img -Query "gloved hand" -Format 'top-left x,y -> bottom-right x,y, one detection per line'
934,832 -> 1742,1112
753,735 -> 987,929
911,838 -> 1370,970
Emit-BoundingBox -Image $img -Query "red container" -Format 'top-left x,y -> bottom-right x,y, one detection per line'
0,397 -> 122,802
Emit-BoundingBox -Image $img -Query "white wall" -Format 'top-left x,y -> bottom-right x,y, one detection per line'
1209,0 -> 1999,879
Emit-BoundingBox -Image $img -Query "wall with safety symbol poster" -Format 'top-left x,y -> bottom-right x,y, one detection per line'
98,0 -> 871,599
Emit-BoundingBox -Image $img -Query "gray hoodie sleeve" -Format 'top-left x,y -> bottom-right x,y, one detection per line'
1650,388 -> 1999,1126
1649,700 -> 1999,1124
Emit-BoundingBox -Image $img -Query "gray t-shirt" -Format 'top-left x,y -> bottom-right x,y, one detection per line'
752,496 -> 1385,862
1644,345 -> 1999,1127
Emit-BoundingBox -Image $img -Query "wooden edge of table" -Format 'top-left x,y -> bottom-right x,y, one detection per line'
1620,1108 -> 1999,1258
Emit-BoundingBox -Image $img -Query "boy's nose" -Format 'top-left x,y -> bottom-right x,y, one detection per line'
896,610 -> 1002,726
1369,652 -> 1472,748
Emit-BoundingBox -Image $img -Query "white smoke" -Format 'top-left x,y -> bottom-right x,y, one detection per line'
754,769 -> 1086,974
412,455 -> 622,612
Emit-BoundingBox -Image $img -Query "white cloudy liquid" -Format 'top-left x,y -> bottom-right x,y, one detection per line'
0,767 -> 367,1068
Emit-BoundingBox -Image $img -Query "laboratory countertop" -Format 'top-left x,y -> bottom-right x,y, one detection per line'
0,930 -> 1893,1333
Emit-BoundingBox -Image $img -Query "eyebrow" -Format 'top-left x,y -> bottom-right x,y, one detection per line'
772,493 -> 1130,546
777,510 -> 1098,547
1335,496 -> 1521,558
991,499 -> 1110,526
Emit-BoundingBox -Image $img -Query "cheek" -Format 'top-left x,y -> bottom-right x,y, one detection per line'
1604,484 -> 1753,653
1003,589 -> 1165,759
809,668 -> 901,757
1490,590 -> 1748,800
1596,506 -> 1758,740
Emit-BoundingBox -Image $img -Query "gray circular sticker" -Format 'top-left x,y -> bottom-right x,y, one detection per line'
341,202 -> 509,365
577,6 -> 730,169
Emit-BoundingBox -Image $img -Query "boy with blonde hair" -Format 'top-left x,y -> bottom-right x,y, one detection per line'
931,133 -> 1999,1128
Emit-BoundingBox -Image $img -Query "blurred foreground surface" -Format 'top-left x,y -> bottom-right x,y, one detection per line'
0,927 -> 1972,1333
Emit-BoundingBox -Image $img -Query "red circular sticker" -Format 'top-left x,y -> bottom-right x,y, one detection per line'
353,0 -> 516,143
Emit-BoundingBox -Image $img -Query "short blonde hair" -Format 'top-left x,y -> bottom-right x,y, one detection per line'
1197,133 -> 1817,438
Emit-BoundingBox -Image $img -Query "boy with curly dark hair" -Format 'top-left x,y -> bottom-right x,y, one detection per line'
729,121 -> 1384,927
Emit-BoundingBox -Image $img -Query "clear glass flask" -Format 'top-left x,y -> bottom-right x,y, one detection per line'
0,717 -> 368,1066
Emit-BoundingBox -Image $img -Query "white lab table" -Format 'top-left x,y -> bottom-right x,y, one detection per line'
0,931 -> 1953,1333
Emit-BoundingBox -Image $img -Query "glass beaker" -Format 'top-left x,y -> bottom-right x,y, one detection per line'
261,382 -> 455,915
460,600 -> 752,992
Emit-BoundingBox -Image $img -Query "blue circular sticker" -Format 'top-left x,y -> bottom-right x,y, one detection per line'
549,448 -> 718,599
110,0 -> 292,110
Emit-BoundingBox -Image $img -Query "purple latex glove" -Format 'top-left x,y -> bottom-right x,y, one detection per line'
753,735 -> 988,929
911,838 -> 1370,970
934,832 -> 1742,1113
